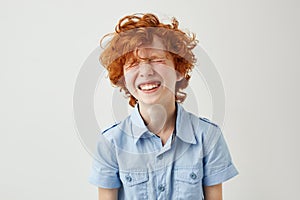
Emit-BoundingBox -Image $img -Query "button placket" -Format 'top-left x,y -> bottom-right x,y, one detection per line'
158,184 -> 165,192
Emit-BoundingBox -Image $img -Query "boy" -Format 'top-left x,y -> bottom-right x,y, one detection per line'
89,13 -> 238,200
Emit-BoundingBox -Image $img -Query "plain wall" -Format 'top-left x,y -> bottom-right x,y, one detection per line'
1,0 -> 299,199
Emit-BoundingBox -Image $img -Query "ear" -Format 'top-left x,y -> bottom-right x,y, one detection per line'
176,71 -> 184,82
117,76 -> 125,86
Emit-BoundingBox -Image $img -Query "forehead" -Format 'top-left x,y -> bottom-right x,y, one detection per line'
140,35 -> 166,51
135,48 -> 168,58
137,35 -> 167,55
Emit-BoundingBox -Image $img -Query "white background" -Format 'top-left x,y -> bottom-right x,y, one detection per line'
1,0 -> 300,199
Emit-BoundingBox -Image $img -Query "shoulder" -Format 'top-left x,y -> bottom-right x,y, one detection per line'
180,108 -> 221,140
184,109 -> 221,137
100,113 -> 133,135
198,117 -> 223,152
196,117 -> 222,137
181,107 -> 219,129
102,122 -> 121,134
99,114 -> 133,143
199,117 -> 219,128
178,105 -> 220,133
98,121 -> 124,143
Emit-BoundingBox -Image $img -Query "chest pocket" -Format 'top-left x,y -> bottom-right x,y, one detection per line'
174,167 -> 203,199
120,171 -> 149,200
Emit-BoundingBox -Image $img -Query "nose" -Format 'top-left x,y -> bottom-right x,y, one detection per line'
138,62 -> 154,77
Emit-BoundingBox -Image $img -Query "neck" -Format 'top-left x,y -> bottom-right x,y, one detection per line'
139,102 -> 177,137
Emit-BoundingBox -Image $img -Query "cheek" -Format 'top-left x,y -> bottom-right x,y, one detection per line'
158,67 -> 178,82
124,71 -> 136,89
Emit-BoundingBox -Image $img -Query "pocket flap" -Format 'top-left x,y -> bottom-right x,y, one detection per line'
120,171 -> 149,187
175,168 -> 202,184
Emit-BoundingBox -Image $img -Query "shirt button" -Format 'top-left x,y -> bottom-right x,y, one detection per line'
125,175 -> 132,182
158,184 -> 165,192
190,172 -> 197,180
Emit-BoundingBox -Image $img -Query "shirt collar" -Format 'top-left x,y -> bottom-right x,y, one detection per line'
128,103 -> 197,145
130,104 -> 151,143
175,104 -> 197,144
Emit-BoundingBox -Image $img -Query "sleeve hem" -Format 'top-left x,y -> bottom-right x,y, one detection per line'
88,175 -> 121,189
202,164 -> 238,186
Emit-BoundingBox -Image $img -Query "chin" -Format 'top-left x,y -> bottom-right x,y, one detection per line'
138,96 -> 162,106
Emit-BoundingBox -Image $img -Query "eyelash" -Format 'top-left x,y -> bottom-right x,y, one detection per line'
151,59 -> 166,63
124,58 -> 167,71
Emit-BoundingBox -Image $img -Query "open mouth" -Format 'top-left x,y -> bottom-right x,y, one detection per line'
138,81 -> 161,91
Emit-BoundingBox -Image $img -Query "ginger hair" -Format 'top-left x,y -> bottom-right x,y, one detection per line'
99,13 -> 198,107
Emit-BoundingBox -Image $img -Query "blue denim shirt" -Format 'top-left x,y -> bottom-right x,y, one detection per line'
89,104 -> 238,199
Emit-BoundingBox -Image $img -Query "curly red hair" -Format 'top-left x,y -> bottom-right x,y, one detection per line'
99,13 -> 198,107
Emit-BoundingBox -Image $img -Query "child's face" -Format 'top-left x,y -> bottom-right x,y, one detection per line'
123,35 -> 182,106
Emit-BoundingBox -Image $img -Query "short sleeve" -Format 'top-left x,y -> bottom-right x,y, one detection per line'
88,133 -> 121,188
202,125 -> 238,186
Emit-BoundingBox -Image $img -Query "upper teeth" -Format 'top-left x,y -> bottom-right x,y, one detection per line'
139,83 -> 159,90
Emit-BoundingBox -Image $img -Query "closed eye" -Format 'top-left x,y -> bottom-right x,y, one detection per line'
124,62 -> 139,71
150,58 -> 166,64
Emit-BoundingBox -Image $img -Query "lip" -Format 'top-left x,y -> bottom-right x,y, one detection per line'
137,81 -> 161,93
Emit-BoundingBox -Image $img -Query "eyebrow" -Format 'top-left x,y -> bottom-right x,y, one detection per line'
135,48 -> 168,59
